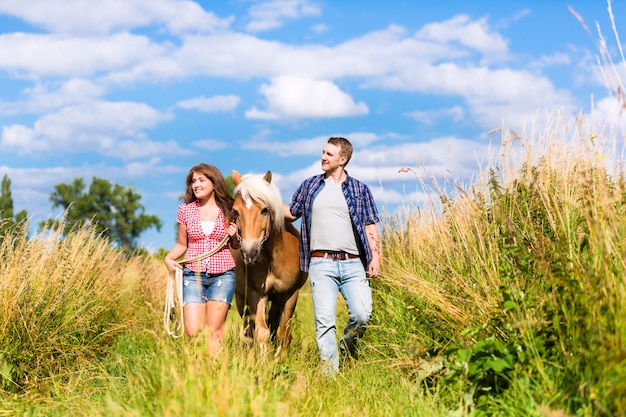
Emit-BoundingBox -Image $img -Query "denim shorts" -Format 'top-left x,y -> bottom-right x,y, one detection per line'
182,267 -> 236,306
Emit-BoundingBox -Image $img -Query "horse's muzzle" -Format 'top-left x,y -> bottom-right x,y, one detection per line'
240,242 -> 262,264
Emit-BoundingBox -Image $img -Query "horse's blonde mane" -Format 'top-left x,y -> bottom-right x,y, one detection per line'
234,173 -> 285,230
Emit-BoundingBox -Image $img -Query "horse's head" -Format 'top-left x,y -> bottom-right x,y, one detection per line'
232,170 -> 285,264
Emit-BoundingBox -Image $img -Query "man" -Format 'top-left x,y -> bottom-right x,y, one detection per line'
284,136 -> 381,375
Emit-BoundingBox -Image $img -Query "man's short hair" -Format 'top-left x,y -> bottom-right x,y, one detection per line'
328,137 -> 353,166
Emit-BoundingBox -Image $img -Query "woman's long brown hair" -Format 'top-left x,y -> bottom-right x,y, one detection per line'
184,163 -> 234,226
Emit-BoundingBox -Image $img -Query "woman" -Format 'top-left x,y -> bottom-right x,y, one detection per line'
164,163 -> 239,354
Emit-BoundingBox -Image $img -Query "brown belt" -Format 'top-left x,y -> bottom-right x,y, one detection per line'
310,251 -> 359,261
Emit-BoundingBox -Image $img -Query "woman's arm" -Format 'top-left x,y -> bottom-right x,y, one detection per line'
164,224 -> 188,272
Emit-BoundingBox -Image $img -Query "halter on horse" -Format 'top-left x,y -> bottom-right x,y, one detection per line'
231,170 -> 307,351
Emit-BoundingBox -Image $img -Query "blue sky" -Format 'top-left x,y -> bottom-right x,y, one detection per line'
1,0 -> 625,252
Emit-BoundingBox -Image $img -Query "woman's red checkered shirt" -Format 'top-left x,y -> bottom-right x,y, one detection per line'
176,200 -> 235,274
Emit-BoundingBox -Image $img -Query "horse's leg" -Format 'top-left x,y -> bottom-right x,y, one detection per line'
235,287 -> 254,344
276,289 -> 300,351
254,295 -> 271,353
271,230 -> 307,351
267,299 -> 283,343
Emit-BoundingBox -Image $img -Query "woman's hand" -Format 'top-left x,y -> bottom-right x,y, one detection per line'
164,256 -> 182,273
227,222 -> 240,249
227,222 -> 238,238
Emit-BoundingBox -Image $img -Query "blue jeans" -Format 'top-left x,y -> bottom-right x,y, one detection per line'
308,257 -> 372,374
182,268 -> 236,306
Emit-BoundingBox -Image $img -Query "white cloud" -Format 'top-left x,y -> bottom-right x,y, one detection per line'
274,135 -> 493,199
0,0 -> 232,35
405,106 -> 466,125
587,96 -> 626,132
0,32 -> 167,78
311,23 -> 328,35
245,75 -> 369,119
246,0 -> 321,32
494,8 -> 532,31
348,137 -> 490,184
61,14 -> 578,132
460,67 -> 576,129
158,16 -> 572,130
100,55 -> 187,86
416,14 -> 510,62
166,25 -> 434,82
176,95 -> 240,112
0,165 -> 78,189
372,61 -> 575,130
0,101 -> 179,159
171,32 -> 301,79
529,52 -> 572,70
0,79 -> 105,115
242,136 -> 323,155
241,132 -> 378,156
123,158 -> 167,178
0,5 -> 583,135
37,101 -> 167,140
1,124 -> 38,149
108,138 -> 189,160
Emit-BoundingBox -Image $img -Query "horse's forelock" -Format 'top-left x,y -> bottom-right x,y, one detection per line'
234,173 -> 285,230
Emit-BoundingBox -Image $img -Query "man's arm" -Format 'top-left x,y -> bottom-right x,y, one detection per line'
365,223 -> 380,278
283,203 -> 298,222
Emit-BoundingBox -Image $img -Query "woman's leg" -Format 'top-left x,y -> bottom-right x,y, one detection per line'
205,301 -> 230,354
183,303 -> 206,336
203,270 -> 236,355
182,269 -> 207,336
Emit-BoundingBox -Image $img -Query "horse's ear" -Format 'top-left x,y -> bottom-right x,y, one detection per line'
232,170 -> 242,186
264,171 -> 272,183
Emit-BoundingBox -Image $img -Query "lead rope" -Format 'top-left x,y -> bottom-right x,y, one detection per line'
164,234 -> 230,338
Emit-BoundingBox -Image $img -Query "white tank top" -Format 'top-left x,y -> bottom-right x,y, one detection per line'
201,220 -> 215,235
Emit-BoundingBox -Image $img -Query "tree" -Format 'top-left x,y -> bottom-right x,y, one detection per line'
225,175 -> 235,196
0,174 -> 28,237
45,177 -> 162,250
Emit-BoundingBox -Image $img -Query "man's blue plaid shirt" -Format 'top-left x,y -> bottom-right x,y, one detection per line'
287,172 -> 380,272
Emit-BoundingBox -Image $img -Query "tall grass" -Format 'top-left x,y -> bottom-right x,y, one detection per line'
376,116 -> 626,415
0,224 -> 133,413
0,223 -> 154,403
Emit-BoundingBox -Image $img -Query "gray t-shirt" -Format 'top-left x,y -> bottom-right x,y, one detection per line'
310,178 -> 359,254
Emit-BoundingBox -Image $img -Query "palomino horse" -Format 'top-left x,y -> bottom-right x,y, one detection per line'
231,170 -> 307,351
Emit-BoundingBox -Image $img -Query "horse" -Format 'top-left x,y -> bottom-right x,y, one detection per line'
230,170 -> 307,352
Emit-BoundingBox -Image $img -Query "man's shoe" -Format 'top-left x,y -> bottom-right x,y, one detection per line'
339,338 -> 358,360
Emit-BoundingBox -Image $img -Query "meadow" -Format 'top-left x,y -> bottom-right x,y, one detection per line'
1,115 -> 625,417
